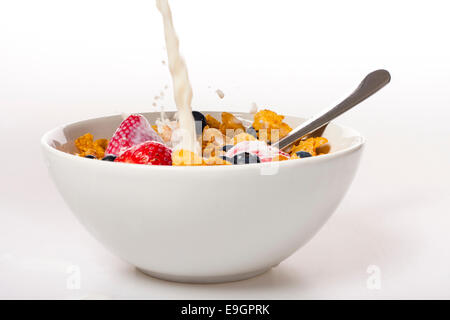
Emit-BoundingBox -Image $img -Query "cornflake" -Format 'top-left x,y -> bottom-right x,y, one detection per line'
75,133 -> 108,158
290,137 -> 329,157
252,109 -> 292,142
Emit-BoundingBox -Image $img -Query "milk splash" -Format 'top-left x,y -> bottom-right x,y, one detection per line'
156,0 -> 199,153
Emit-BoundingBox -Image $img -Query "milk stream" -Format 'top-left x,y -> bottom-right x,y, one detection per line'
156,0 -> 198,153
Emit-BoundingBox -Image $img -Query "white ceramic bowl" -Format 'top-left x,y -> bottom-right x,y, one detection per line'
41,111 -> 364,283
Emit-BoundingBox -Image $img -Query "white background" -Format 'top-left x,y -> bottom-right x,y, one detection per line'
1,0 -> 449,299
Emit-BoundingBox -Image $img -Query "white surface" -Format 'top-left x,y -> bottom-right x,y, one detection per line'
0,0 -> 449,299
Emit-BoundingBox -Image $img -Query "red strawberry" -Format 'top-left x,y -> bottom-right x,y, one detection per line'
106,114 -> 163,156
115,141 -> 172,165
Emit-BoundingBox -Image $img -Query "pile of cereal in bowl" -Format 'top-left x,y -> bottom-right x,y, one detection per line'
73,109 -> 329,166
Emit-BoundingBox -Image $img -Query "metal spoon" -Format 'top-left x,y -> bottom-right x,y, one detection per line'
272,69 -> 391,151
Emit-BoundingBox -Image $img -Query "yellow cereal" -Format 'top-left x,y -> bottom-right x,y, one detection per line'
290,137 -> 329,157
252,109 -> 292,142
202,127 -> 224,145
313,137 -> 328,149
172,149 -> 204,166
95,138 -> 108,150
203,156 -> 232,166
220,112 -> 245,134
205,114 -> 221,129
75,133 -> 94,152
291,139 -> 316,156
272,154 -> 290,162
159,124 -> 173,143
201,127 -> 226,156
75,133 -> 109,159
202,142 -> 224,158
233,132 -> 257,145
280,122 -> 292,140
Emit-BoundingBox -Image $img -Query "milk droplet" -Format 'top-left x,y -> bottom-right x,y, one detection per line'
216,89 -> 225,99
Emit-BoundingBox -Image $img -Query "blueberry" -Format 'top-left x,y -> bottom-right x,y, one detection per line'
84,155 -> 96,159
102,154 -> 117,161
231,152 -> 261,165
222,145 -> 234,152
192,111 -> 207,135
246,126 -> 258,138
296,151 -> 312,158
220,155 -> 234,163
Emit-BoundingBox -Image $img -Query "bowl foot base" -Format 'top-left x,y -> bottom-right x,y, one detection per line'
136,267 -> 271,284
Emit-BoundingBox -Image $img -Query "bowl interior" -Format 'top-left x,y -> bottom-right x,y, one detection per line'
43,111 -> 364,156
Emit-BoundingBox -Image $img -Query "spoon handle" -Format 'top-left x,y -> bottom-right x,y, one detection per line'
272,69 -> 391,150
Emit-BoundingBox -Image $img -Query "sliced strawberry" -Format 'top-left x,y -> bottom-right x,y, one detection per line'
226,140 -> 289,162
106,114 -> 163,156
114,141 -> 172,165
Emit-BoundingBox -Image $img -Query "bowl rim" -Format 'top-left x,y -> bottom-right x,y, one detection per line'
41,110 -> 365,171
